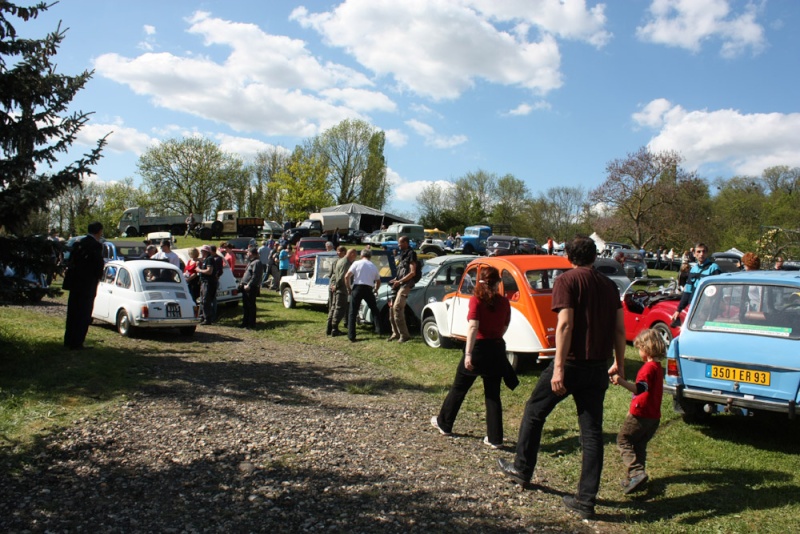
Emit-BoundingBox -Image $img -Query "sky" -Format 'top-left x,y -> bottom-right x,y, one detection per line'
16,0 -> 800,218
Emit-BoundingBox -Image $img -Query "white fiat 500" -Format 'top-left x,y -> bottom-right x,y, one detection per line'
92,260 -> 200,337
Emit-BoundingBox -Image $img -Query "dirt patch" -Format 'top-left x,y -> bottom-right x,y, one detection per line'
0,300 -> 618,533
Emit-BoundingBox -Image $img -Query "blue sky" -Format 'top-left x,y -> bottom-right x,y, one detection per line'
18,0 -> 800,217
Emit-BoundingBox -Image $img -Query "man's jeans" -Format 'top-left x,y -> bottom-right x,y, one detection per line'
513,360 -> 609,507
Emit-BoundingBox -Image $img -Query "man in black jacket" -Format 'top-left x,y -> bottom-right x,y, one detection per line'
239,247 -> 264,329
63,221 -> 104,350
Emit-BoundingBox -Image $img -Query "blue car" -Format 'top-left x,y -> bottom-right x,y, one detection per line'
665,270 -> 800,421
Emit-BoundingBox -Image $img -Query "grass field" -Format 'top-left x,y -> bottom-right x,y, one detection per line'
2,268 -> 800,532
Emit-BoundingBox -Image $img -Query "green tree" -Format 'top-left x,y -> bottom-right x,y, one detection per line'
359,131 -> 389,208
248,147 -> 289,221
709,175 -> 766,252
416,182 -> 452,229
449,169 -> 496,225
491,174 -> 529,233
314,119 -> 385,206
136,137 -> 242,219
271,144 -> 332,222
0,1 -> 105,235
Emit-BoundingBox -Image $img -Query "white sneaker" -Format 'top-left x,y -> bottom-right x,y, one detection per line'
483,436 -> 503,449
430,416 -> 452,436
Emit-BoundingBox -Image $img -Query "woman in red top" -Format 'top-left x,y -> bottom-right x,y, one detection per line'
431,266 -> 513,448
184,247 -> 201,303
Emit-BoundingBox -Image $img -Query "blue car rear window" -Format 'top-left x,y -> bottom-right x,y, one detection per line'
687,283 -> 800,340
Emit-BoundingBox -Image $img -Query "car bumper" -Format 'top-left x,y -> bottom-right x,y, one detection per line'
666,384 -> 797,417
134,318 -> 201,328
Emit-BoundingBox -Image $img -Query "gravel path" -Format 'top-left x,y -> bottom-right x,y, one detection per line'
1,301 -> 612,533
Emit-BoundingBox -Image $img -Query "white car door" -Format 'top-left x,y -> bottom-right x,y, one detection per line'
93,265 -> 118,321
449,265 -> 477,338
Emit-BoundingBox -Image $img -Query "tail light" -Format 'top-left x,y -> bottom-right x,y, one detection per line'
141,305 -> 149,318
546,334 -> 556,348
193,305 -> 199,318
667,358 -> 679,377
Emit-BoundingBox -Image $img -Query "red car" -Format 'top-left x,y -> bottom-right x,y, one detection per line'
622,278 -> 686,345
290,237 -> 329,268
231,249 -> 248,281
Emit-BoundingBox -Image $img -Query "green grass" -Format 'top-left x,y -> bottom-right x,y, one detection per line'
3,284 -> 800,532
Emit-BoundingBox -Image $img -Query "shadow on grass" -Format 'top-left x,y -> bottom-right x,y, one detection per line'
601,467 -> 800,525
691,413 -> 800,454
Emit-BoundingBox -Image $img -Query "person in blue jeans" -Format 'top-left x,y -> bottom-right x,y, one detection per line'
497,235 -> 627,520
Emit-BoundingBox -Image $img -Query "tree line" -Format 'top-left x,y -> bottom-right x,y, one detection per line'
416,149 -> 800,261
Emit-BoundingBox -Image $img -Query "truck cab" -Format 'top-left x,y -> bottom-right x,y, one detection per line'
455,225 -> 492,255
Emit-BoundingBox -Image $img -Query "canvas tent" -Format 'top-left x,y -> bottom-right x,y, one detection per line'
320,203 -> 413,232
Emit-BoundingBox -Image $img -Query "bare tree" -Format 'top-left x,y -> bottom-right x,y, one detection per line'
590,147 -> 699,249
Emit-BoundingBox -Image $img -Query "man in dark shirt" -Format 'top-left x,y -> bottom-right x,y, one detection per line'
498,235 -> 626,519
63,221 -> 105,350
239,246 -> 264,329
196,245 -> 217,325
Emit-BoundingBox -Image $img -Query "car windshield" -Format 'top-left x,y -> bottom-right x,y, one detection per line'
525,269 -> 568,291
141,267 -> 182,284
118,245 -> 146,259
301,241 -> 327,251
465,228 -> 481,236
490,242 -> 512,249
688,282 -> 800,340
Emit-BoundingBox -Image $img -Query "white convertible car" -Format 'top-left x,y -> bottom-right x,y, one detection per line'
280,250 -> 397,309
92,260 -> 201,337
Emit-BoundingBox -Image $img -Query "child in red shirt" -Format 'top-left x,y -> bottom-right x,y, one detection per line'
611,329 -> 665,494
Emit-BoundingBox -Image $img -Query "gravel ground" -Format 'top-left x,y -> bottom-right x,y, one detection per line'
0,300 -> 615,533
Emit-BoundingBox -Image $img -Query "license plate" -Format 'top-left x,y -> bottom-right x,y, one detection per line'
707,365 -> 770,386
166,303 -> 181,318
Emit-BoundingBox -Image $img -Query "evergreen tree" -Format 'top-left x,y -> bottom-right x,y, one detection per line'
0,1 -> 105,235
0,2 -> 105,300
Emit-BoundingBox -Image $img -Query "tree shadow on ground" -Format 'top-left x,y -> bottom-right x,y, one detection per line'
0,438 -> 564,533
689,412 -> 800,454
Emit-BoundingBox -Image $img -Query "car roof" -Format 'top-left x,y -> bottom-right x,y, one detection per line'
467,254 -> 573,271
699,269 -> 800,285
106,240 -> 147,247
422,254 -> 474,266
594,257 -> 627,275
105,259 -> 180,271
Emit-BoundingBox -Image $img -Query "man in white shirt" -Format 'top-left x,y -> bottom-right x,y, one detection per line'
344,248 -> 382,342
153,240 -> 181,268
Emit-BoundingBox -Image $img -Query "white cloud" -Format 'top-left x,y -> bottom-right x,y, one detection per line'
633,98 -> 800,175
214,134 -> 291,161
291,0 -> 563,100
384,129 -> 408,147
77,120 -> 159,155
505,100 -> 551,116
138,24 -> 157,51
389,168 -> 454,202
636,0 -> 765,57
405,119 -> 467,149
319,87 -> 397,112
95,11 -> 395,138
467,0 -> 612,47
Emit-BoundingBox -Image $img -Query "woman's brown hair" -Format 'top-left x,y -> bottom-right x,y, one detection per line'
475,266 -> 501,305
